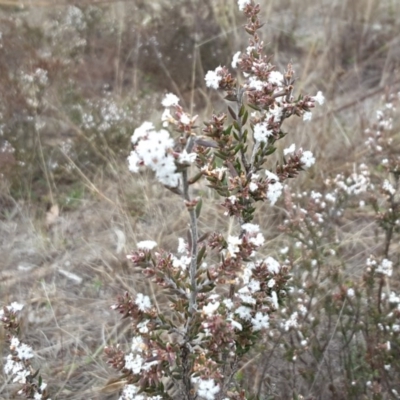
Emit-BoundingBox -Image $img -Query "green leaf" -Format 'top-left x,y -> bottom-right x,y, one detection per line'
228,106 -> 237,120
242,110 -> 249,125
197,245 -> 207,266
239,104 -> 245,117
195,198 -> 203,218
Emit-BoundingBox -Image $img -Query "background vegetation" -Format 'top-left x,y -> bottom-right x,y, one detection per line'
1,0 -> 400,398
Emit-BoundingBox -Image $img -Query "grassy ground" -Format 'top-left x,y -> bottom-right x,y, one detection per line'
1,0 -> 400,399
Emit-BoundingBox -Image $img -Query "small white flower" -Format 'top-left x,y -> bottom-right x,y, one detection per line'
119,384 -> 138,400
254,122 -> 273,143
202,301 -> 220,316
135,293 -> 152,312
238,0 -> 251,11
300,150 -> 315,168
227,236 -> 242,258
162,93 -> 180,108
242,223 -> 260,233
137,240 -> 157,250
223,299 -> 233,309
197,378 -> 220,400
265,170 -> 283,205
229,318 -> 243,331
249,182 -> 258,192
248,279 -> 260,293
313,91 -> 325,105
383,179 -> 396,195
284,143 -> 296,156
252,312 -> 269,331
161,108 -> 173,127
178,150 -> 197,164
131,121 -> 154,143
248,76 -> 264,91
269,70 -> 284,86
127,151 -> 141,173
16,343 -> 34,360
231,51 -> 242,69
180,113 -> 191,125
177,238 -> 187,254
376,259 -> 393,277
124,352 -> 144,374
205,67 -> 223,89
265,256 -> 280,274
270,290 -> 279,309
303,111 -> 312,121
347,288 -> 355,298
234,305 -> 252,321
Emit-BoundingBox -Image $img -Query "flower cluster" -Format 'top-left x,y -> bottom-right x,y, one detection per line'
1,303 -> 51,400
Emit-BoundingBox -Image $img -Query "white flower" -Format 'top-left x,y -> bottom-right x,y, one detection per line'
178,150 -> 197,164
269,105 -> 283,121
155,155 -> 180,187
172,255 -> 191,270
313,91 -> 325,105
300,150 -> 315,168
13,368 -> 30,384
202,301 -> 220,316
231,51 -> 242,69
248,76 -> 264,91
205,67 -> 223,89
124,352 -> 144,374
161,108 -> 173,127
119,384 -> 138,400
248,279 -> 260,292
269,71 -> 284,86
254,122 -> 273,143
234,305 -> 252,321
265,170 -> 283,205
180,113 -> 191,125
283,143 -> 296,156
227,236 -> 242,258
239,293 -> 256,305
265,256 -> 280,274
283,311 -> 299,331
177,238 -> 187,254
161,93 -> 180,107
137,320 -> 150,334
135,293 -> 152,312
4,356 -> 24,376
131,121 -> 154,143
249,232 -> 265,247
137,240 -> 157,250
383,179 -> 396,195
127,151 -> 141,173
270,290 -> 279,309
223,299 -> 233,309
229,318 -> 243,331
9,302 -> 24,313
197,379 -> 220,400
303,111 -> 312,121
131,336 -> 145,352
249,182 -> 258,192
376,259 -> 393,277
251,312 -> 269,331
347,288 -> 355,298
237,0 -> 251,11
16,343 -> 34,360
242,223 -> 260,233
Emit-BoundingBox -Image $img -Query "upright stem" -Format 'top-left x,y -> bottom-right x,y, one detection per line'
180,136 -> 198,400
183,137 -> 198,316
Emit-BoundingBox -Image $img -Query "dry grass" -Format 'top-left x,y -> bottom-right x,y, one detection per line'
1,0 -> 400,398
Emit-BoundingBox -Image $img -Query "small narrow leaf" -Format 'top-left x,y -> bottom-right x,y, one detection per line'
195,198 -> 203,218
228,106 -> 237,120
